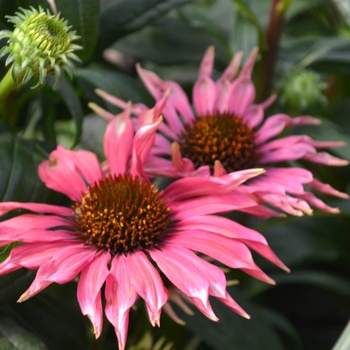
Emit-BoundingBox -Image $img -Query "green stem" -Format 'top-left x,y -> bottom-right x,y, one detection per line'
0,66 -> 19,102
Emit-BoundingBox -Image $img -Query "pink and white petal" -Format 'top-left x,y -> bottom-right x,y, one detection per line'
150,244 -> 218,321
0,228 -> 76,244
58,148 -> 102,185
240,47 -> 259,78
254,114 -> 290,144
258,144 -> 315,164
125,251 -> 168,326
19,245 -> 96,302
172,142 -> 195,173
104,111 -> 134,175
193,76 -> 218,116
242,105 -> 264,128
0,202 -> 71,217
172,215 -> 266,243
169,192 -> 257,219
302,152 -> 349,166
218,291 -> 249,318
308,178 -> 349,199
299,192 -> 341,214
136,64 -> 164,100
218,51 -> 243,83
95,89 -> 148,116
0,242 -> 73,275
213,160 -> 227,177
168,231 -> 273,283
105,255 -> 138,350
264,168 -> 313,185
241,240 -> 289,271
39,149 -> 87,201
227,78 -> 255,116
0,214 -> 72,230
130,116 -> 163,179
164,168 -> 265,201
77,251 -> 111,338
166,82 -> 195,124
199,46 -> 215,78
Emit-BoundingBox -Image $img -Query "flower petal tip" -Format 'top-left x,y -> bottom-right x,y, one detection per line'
243,312 -> 251,320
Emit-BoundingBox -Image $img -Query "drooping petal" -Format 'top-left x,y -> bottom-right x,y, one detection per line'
150,244 -> 220,321
19,245 -> 96,302
302,152 -> 349,166
104,110 -> 134,175
171,142 -> 195,173
124,251 -> 168,326
0,202 -> 71,217
38,147 -> 87,201
308,178 -> 349,199
105,255 -> 137,350
77,251 -> 110,338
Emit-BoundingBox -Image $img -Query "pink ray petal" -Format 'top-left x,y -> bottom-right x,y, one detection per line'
19,245 -> 96,302
130,116 -> 163,179
193,76 -> 218,116
56,148 -> 102,185
228,78 -> 256,116
299,192 -> 341,214
173,215 -> 266,243
164,168 -> 265,201
171,142 -> 195,173
255,114 -> 290,144
0,214 -> 72,230
77,251 -> 110,338
309,140 -> 346,148
39,148 -> 87,201
0,242 -> 73,275
242,105 -> 264,128
150,244 -> 219,321
0,227 -> 76,243
288,115 -> 321,126
170,192 -> 257,219
105,255 -> 137,350
136,64 -> 164,100
308,178 -> 349,198
125,251 -> 168,326
303,152 -> 349,166
95,88 -> 148,115
240,47 -> 259,78
88,102 -> 115,121
199,46 -> 215,78
104,110 -> 134,175
218,51 -> 243,83
218,291 -> 249,318
238,204 -> 285,219
213,160 -> 227,177
0,202 -> 71,217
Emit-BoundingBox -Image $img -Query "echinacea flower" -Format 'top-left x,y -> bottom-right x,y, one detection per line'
95,47 -> 349,217
0,6 -> 81,88
0,104 -> 288,349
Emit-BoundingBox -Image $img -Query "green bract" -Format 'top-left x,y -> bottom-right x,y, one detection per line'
0,6 -> 82,88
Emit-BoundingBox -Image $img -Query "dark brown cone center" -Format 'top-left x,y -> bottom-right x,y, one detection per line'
73,174 -> 171,255
178,112 -> 256,173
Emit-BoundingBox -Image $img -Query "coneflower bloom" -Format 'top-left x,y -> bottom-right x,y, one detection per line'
0,106 -> 287,349
95,47 -> 348,217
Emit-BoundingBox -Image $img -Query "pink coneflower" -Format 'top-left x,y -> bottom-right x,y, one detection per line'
0,107 -> 287,350
95,47 -> 348,217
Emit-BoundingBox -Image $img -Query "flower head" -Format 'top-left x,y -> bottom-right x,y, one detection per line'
95,47 -> 349,217
0,6 -> 81,88
0,103 -> 287,350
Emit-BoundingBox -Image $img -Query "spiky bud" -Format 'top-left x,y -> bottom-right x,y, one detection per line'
0,6 -> 82,88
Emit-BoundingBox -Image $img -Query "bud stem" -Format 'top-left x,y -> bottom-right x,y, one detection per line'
0,66 -> 19,102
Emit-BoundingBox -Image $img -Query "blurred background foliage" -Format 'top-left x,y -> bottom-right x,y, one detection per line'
0,0 -> 349,349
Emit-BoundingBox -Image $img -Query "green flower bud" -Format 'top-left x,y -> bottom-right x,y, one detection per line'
280,70 -> 327,112
0,6 -> 82,88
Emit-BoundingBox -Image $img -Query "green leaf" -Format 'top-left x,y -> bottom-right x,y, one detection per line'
54,0 -> 100,60
0,313 -> 48,350
0,133 -> 52,203
47,76 -> 83,148
112,19 -> 228,65
96,0 -> 197,53
2,284 -> 90,350
0,270 -> 34,306
231,0 -> 267,49
178,287 -> 285,350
